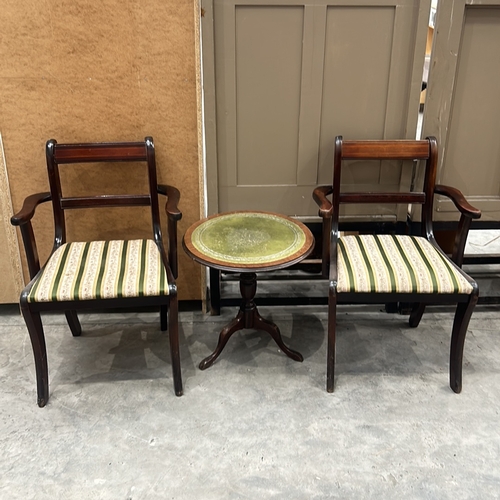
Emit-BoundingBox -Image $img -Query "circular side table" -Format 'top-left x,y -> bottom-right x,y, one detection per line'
183,211 -> 315,370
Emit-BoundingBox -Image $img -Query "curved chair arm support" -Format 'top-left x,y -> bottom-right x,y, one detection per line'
11,192 -> 52,226
434,184 -> 481,268
157,184 -> 182,221
434,184 -> 481,220
313,185 -> 334,218
158,184 -> 182,279
11,192 -> 52,279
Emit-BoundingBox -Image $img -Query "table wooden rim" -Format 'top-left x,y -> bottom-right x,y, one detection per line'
182,210 -> 315,273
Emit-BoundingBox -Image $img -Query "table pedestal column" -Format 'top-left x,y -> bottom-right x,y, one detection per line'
199,272 -> 304,370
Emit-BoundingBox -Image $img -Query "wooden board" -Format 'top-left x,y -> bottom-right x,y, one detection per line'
0,0 -> 202,300
0,134 -> 24,302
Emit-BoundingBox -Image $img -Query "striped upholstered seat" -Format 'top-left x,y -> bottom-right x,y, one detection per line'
337,234 -> 473,295
28,239 -> 169,303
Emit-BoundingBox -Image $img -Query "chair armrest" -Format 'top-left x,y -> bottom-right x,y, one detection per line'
434,184 -> 481,219
157,184 -> 182,221
313,185 -> 333,218
11,192 -> 52,280
11,192 -> 52,226
433,184 -> 481,267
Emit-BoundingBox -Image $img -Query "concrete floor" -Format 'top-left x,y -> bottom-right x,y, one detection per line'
1,298 -> 500,499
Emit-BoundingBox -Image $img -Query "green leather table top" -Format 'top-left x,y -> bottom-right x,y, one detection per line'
184,211 -> 314,271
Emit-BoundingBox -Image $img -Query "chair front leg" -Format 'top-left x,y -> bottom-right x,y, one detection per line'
21,305 -> 49,407
449,292 -> 478,393
327,286 -> 337,392
167,296 -> 183,396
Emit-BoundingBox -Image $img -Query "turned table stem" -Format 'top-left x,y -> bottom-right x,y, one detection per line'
199,272 -> 303,370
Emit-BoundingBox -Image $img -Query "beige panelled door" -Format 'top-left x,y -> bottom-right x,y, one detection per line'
203,0 -> 430,220
422,0 -> 500,223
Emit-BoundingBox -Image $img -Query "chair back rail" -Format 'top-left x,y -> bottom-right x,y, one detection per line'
340,140 -> 430,159
332,136 -> 438,241
339,193 -> 425,204
60,195 -> 151,210
46,137 -> 163,249
51,142 -> 148,163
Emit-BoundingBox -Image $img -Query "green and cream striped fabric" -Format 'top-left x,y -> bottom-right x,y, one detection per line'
28,239 -> 169,303
337,234 -> 473,294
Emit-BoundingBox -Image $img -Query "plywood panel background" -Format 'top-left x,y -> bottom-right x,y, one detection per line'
0,0 -> 201,300
0,134 -> 23,302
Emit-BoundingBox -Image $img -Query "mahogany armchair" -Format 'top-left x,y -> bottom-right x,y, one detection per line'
11,137 -> 183,406
313,136 -> 481,393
